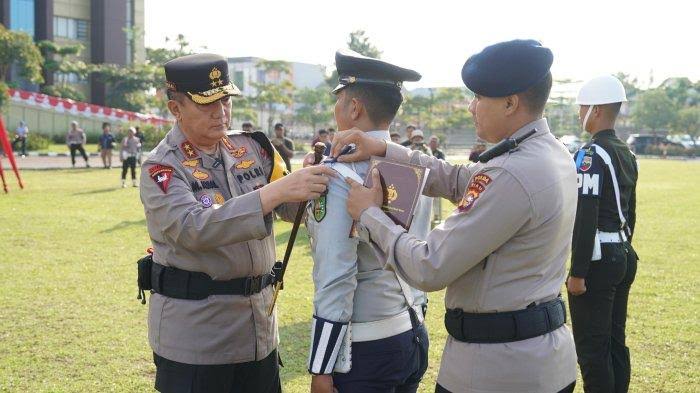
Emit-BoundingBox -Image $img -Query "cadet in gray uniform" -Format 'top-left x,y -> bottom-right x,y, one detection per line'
335,40 -> 578,393
306,49 -> 429,393
138,53 -> 335,393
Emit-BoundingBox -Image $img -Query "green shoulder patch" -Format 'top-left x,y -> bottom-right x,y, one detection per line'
313,195 -> 327,222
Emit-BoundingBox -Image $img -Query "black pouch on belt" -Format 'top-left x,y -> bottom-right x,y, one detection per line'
136,254 -> 153,304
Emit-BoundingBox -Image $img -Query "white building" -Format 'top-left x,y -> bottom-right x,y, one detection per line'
227,57 -> 326,96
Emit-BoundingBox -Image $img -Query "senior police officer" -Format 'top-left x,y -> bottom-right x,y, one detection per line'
567,75 -> 639,393
333,40 -> 578,393
139,53 -> 335,393
306,49 -> 429,393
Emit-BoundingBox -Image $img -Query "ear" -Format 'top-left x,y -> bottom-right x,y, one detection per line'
593,105 -> 602,118
167,100 -> 182,121
504,95 -> 519,116
350,97 -> 363,121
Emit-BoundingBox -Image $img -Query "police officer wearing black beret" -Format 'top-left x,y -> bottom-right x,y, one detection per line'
336,39 -> 578,393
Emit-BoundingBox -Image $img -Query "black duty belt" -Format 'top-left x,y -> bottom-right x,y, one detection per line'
136,254 -> 279,303
444,297 -> 566,344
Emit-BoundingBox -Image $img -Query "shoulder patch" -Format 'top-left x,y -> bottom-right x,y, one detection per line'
457,173 -> 492,213
149,165 -> 174,193
313,195 -> 327,222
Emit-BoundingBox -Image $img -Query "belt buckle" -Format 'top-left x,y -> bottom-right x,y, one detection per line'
244,276 -> 262,296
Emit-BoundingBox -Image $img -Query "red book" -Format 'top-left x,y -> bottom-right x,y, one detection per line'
363,156 -> 429,230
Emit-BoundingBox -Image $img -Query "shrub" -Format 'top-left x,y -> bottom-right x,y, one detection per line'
26,133 -> 51,151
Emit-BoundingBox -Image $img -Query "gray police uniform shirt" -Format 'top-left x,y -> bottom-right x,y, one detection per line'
140,124 -> 296,365
359,119 -> 578,392
305,130 -> 426,375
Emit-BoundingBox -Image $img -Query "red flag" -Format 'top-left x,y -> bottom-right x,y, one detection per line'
0,116 -> 24,190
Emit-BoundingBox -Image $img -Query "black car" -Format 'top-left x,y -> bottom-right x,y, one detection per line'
626,134 -> 684,153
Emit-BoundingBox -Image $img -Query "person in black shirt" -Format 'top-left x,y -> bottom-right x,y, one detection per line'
400,124 -> 416,147
271,122 -> 295,172
568,75 -> 638,393
429,135 -> 445,160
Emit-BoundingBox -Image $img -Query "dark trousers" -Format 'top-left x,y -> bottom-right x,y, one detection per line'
334,324 -> 429,393
12,136 -> 26,155
569,242 -> 638,393
153,350 -> 281,393
121,156 -> 137,180
436,381 -> 575,393
69,144 -> 88,165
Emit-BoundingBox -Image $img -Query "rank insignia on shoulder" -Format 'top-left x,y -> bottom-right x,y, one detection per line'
181,141 -> 199,159
192,169 -> 210,180
236,159 -> 255,169
313,195 -> 327,222
149,165 -> 174,194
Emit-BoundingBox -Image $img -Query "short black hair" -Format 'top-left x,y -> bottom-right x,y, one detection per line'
274,123 -> 284,130
343,84 -> 403,125
318,129 -> 329,135
327,128 -> 335,132
167,90 -> 185,102
601,102 -> 623,119
102,122 -> 110,129
518,71 -> 552,115
242,121 -> 253,128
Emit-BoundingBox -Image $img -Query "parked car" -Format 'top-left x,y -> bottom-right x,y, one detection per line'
626,134 -> 684,153
668,134 -> 697,149
560,134 -> 582,154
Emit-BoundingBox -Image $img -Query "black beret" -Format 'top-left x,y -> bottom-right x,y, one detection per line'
461,39 -> 553,97
164,53 -> 241,104
333,49 -> 421,94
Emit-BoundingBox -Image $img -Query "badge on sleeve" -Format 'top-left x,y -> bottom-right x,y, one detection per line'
457,173 -> 491,213
580,155 -> 592,172
313,195 -> 327,222
149,165 -> 174,193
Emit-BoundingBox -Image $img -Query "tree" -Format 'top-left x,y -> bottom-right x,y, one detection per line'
230,96 -> 257,124
251,60 -> 295,133
632,89 -> 677,132
294,87 -> 333,131
0,24 -> 44,109
325,30 -> 383,88
348,30 -> 382,58
673,106 -> 700,146
38,40 -> 89,101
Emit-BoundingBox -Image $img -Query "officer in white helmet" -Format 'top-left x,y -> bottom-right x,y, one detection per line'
567,75 -> 639,393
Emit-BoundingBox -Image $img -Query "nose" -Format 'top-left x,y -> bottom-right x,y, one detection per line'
468,99 -> 476,115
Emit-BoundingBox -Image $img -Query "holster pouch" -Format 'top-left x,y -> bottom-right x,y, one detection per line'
136,254 -> 153,304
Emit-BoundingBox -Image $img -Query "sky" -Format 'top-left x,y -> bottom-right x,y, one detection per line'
145,0 -> 698,90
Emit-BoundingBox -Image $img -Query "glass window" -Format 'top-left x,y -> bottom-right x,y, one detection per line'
67,18 -> 77,39
76,20 -> 88,41
234,71 -> 245,91
10,0 -> 36,37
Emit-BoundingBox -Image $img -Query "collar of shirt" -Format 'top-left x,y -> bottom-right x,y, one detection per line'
592,129 -> 616,140
365,130 -> 391,142
511,117 -> 550,140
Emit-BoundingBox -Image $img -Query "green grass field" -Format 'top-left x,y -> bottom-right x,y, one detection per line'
0,159 -> 698,392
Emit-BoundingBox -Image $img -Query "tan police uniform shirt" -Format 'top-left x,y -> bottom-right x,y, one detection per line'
360,118 -> 578,392
140,124 -> 296,365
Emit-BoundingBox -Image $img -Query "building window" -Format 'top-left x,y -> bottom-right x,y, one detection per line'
10,0 -> 36,37
53,16 -> 89,41
54,72 -> 87,85
234,71 -> 245,91
126,0 -> 134,64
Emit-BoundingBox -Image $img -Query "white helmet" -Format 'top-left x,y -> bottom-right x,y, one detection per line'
576,75 -> 628,105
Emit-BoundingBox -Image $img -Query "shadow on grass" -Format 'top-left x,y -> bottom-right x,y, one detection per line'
73,187 -> 120,196
101,219 -> 146,233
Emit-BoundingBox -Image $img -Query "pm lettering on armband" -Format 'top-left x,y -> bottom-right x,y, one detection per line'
577,173 -> 600,196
